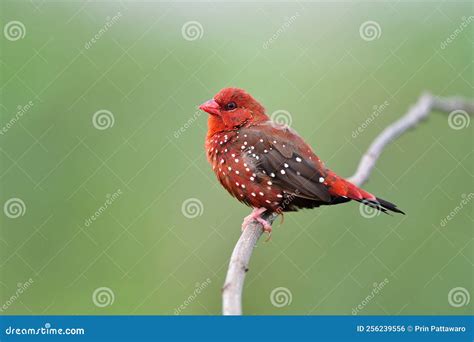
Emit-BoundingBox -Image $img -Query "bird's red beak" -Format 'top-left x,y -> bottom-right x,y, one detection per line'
199,99 -> 221,116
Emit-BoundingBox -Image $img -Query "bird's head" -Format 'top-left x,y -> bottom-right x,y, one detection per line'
200,88 -> 269,136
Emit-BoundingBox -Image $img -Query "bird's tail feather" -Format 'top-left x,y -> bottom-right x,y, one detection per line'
325,171 -> 405,215
341,178 -> 405,215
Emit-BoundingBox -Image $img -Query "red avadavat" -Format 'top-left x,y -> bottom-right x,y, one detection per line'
200,88 -> 404,234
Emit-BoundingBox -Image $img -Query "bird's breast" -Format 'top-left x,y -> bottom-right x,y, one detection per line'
206,131 -> 284,210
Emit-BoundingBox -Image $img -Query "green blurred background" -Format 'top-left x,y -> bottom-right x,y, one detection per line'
0,0 -> 472,315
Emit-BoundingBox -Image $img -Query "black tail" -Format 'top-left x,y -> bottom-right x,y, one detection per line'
355,197 -> 405,215
374,197 -> 405,215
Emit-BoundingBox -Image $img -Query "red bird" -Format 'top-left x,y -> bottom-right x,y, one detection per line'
200,88 -> 404,234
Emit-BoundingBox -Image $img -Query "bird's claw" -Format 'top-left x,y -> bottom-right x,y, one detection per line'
241,208 -> 273,241
262,223 -> 272,242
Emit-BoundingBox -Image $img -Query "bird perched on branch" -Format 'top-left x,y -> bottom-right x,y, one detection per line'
200,88 -> 404,235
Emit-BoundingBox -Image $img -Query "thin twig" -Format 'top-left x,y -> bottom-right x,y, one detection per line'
222,92 -> 473,315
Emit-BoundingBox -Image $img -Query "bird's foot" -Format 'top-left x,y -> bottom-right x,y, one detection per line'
241,208 -> 273,240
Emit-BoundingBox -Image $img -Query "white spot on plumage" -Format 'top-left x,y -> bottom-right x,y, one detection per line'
296,157 -> 302,162
319,177 -> 325,183
246,168 -> 250,172
235,170 -> 239,175
267,181 -> 272,185
280,170 -> 286,175
264,150 -> 268,153
244,141 -> 248,145
220,159 -> 224,164
284,163 -> 289,168
251,192 -> 256,197
236,182 -> 239,186
241,145 -> 245,149
228,166 -> 232,171
270,173 -> 275,177
231,153 -> 235,157
277,194 -> 283,198
250,177 -> 255,181
265,200 -> 271,204
235,159 -> 239,163
259,192 -> 264,196
259,139 -> 264,142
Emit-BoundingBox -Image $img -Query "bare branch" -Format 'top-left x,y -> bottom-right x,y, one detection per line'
222,213 -> 276,315
348,93 -> 474,186
222,92 -> 474,315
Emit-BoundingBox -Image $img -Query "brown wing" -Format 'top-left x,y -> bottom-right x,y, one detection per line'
238,122 -> 335,208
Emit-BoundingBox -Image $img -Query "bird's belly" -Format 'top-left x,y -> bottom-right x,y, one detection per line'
210,152 -> 283,211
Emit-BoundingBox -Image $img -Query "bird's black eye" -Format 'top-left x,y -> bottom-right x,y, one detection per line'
224,102 -> 237,110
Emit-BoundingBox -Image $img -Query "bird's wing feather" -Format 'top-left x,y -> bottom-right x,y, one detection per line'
239,122 -> 332,203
